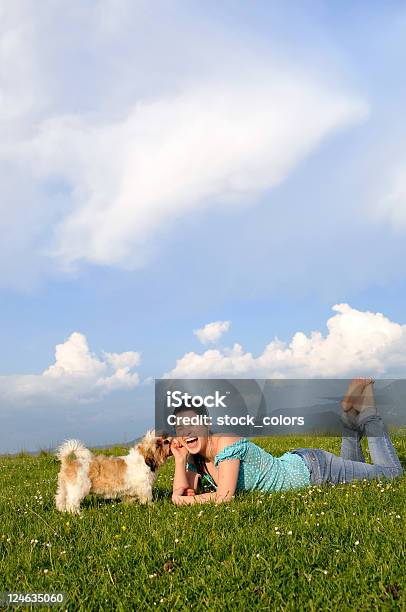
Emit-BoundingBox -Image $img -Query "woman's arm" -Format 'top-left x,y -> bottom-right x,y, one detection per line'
172,458 -> 240,505
171,440 -> 200,496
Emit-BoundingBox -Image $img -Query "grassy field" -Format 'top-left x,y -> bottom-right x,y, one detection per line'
0,435 -> 405,611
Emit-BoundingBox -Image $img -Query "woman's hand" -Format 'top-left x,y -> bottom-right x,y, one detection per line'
172,487 -> 196,497
171,438 -> 188,463
171,492 -> 229,505
172,493 -> 196,505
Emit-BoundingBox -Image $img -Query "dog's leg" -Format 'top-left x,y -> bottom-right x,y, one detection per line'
64,482 -> 85,515
137,489 -> 153,505
55,475 -> 67,512
121,495 -> 137,504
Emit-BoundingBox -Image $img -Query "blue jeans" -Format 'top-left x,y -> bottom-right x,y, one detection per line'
292,414 -> 403,485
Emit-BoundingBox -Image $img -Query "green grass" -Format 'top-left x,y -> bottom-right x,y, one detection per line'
0,436 -> 405,611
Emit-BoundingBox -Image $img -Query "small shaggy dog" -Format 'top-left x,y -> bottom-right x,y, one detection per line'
55,431 -> 172,513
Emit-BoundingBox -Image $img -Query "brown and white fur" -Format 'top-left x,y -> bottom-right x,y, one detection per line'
55,430 -> 171,513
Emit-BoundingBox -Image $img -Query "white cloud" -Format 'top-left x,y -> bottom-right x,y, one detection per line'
103,350 -> 141,371
44,333 -> 106,379
194,321 -> 230,344
0,1 -> 369,285
0,332 -> 140,404
165,304 -> 406,378
28,79 -> 367,269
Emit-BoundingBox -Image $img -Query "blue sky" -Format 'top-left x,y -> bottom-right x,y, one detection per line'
1,1 -> 406,452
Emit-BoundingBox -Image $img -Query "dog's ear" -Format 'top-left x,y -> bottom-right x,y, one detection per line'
138,441 -> 158,471
144,456 -> 157,472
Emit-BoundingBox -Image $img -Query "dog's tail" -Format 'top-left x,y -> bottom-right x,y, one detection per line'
56,439 -> 92,463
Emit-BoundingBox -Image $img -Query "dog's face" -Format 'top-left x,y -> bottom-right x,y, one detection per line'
137,430 -> 172,472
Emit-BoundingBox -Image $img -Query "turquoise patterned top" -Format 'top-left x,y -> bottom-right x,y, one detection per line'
188,438 -> 310,493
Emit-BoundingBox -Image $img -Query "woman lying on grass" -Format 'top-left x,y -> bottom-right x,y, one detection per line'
171,378 -> 404,505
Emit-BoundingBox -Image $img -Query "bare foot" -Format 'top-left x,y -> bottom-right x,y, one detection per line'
341,377 -> 374,413
357,378 -> 376,414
